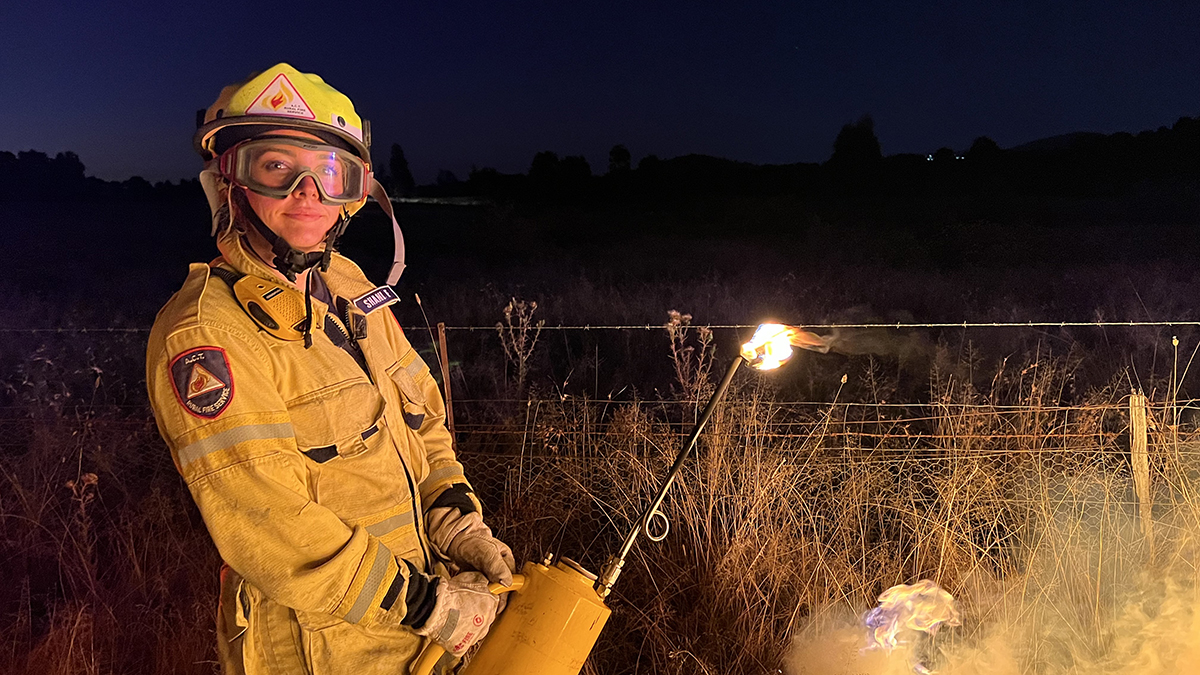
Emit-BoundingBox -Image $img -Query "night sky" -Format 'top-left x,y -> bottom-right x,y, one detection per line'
3,1 -> 1197,184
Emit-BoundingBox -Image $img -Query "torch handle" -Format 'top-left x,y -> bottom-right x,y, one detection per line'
409,576 -> 525,675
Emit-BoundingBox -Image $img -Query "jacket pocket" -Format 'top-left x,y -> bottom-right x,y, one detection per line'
286,380 -> 384,457
241,583 -> 308,675
387,359 -> 429,430
287,385 -> 407,520
300,620 -> 424,675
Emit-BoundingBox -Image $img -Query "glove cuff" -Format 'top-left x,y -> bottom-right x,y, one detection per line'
430,483 -> 478,515
396,560 -> 440,628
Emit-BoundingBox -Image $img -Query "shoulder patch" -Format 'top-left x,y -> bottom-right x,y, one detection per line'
170,347 -> 234,419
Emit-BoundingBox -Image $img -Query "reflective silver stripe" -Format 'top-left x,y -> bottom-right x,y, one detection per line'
419,466 -> 463,493
439,609 -> 460,643
366,510 -> 415,537
346,544 -> 392,624
405,357 -> 424,377
178,423 -> 294,467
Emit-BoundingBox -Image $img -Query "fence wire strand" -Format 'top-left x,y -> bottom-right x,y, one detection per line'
5,319 -> 1200,333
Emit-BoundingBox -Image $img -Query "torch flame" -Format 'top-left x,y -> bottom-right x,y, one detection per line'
740,324 -> 793,370
862,579 -> 961,674
740,323 -> 830,370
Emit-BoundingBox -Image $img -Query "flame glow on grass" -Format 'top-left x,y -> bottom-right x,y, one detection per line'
786,475 -> 1200,675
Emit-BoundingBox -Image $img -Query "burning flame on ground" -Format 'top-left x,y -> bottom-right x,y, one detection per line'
740,323 -> 830,370
862,580 -> 962,674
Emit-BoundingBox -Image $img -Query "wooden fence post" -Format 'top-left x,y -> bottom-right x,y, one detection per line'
1130,389 -> 1153,556
437,322 -> 456,450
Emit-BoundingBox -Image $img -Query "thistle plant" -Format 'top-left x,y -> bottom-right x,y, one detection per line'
497,297 -> 545,394
665,310 -> 715,406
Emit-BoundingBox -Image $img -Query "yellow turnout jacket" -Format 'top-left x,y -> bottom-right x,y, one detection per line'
146,231 -> 471,674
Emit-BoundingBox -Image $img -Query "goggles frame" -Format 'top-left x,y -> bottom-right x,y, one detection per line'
218,135 -> 369,205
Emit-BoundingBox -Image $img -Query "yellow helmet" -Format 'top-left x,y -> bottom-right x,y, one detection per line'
195,64 -> 406,286
195,63 -> 370,164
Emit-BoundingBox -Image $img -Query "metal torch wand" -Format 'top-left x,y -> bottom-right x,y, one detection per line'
595,356 -> 743,597
594,323 -> 829,598
412,324 -> 825,675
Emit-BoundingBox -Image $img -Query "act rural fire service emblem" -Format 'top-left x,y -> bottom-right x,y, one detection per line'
170,347 -> 234,418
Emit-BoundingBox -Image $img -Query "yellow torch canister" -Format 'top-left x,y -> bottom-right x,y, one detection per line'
460,557 -> 611,675
410,557 -> 611,675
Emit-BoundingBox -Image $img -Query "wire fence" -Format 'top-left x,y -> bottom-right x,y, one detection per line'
3,318 -> 1195,575
6,319 -> 1200,333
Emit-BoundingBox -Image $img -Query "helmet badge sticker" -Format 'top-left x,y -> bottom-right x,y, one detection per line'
170,347 -> 235,419
246,73 -> 316,120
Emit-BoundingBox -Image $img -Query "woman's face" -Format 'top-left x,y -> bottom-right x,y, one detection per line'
241,130 -> 345,253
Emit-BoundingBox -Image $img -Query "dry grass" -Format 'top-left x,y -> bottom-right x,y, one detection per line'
461,335 -> 1200,674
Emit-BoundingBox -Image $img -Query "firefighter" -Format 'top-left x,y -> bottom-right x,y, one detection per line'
146,64 -> 516,674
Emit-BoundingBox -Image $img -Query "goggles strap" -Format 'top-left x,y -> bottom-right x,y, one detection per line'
369,178 -> 406,285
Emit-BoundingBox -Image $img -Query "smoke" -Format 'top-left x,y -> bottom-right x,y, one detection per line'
808,307 -> 934,364
822,326 -> 933,364
784,472 -> 1200,675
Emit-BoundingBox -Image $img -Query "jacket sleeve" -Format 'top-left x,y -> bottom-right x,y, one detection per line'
377,312 -> 482,516
147,323 -> 426,630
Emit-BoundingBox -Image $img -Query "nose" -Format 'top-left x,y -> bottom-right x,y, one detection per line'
291,175 -> 322,200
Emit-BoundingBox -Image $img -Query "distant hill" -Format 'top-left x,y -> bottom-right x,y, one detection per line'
1010,132 -> 1108,153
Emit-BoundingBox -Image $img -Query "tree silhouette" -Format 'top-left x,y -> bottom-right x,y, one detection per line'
559,155 -> 592,181
828,115 -> 883,167
932,147 -> 956,163
608,145 -> 631,174
966,136 -> 1001,161
388,144 -> 415,197
529,151 -> 560,182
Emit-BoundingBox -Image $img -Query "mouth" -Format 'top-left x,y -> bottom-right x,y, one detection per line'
284,210 -> 326,221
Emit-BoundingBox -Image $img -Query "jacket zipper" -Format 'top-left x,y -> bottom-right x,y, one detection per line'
324,311 -> 373,384
328,307 -> 433,573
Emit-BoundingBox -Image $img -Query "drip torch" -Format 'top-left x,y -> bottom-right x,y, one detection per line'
412,323 -> 830,675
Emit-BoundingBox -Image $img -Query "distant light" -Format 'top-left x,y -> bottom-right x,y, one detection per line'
956,156 -> 964,160
926,155 -> 933,161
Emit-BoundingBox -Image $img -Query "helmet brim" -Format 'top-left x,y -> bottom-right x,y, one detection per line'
195,117 -> 370,164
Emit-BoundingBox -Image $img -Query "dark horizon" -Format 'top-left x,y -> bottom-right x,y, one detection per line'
3,1 -> 1197,184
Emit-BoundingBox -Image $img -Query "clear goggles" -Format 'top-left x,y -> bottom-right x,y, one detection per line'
219,136 -> 368,204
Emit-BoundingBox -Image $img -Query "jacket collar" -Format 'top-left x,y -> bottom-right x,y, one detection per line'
215,228 -> 381,317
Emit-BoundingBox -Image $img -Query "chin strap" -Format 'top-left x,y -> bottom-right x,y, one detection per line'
226,188 -> 350,349
229,189 -> 345,283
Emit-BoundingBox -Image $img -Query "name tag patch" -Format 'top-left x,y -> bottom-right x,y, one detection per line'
170,347 -> 234,419
352,286 -> 399,314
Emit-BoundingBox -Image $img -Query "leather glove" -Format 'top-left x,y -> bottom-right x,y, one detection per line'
427,507 -> 518,587
412,571 -> 500,658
